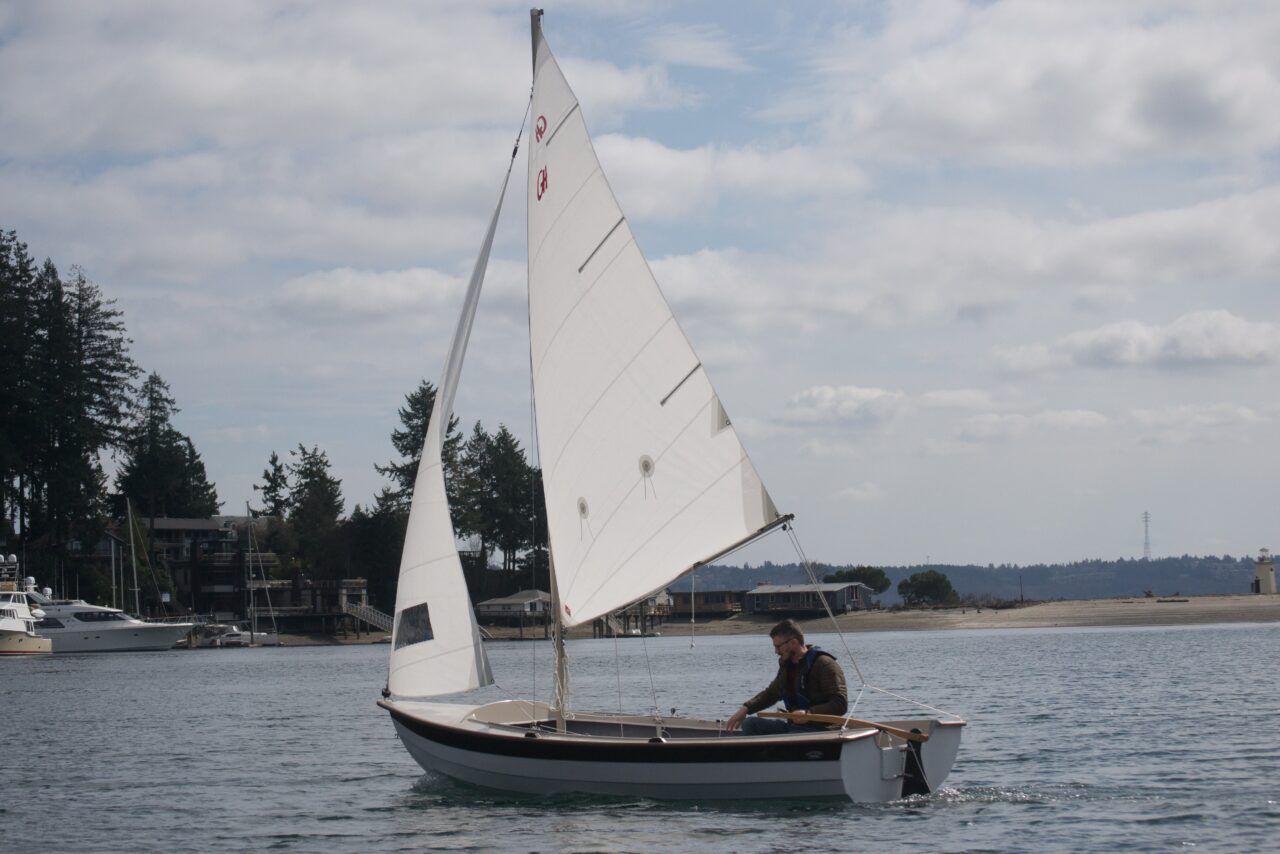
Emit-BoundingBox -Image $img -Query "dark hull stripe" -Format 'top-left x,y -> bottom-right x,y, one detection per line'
384,704 -> 852,764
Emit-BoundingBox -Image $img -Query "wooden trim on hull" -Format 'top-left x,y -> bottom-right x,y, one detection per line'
381,700 -> 864,764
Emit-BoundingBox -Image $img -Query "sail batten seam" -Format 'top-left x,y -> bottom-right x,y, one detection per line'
545,102 -> 579,147
578,216 -> 626,274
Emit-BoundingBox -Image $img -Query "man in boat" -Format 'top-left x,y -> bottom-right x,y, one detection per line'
725,618 -> 847,735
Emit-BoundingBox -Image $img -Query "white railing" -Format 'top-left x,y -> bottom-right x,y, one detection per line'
341,599 -> 392,632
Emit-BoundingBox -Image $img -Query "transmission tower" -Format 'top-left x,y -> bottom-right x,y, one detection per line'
1142,511 -> 1151,561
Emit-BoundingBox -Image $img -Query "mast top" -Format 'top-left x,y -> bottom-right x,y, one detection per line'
530,9 -> 544,75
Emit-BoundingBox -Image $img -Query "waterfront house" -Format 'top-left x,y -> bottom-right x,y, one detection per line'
745,582 -> 872,615
476,589 -> 551,625
668,588 -> 746,617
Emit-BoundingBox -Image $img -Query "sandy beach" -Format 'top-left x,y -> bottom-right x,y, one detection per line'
532,593 -> 1280,640
273,594 -> 1280,646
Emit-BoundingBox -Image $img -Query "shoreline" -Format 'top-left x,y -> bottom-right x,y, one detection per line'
270,593 -> 1280,646
499,593 -> 1280,641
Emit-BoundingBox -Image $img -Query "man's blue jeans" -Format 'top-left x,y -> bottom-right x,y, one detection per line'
741,715 -> 824,735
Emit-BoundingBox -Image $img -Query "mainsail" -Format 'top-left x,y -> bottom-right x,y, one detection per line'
527,13 -> 780,628
386,170 -> 513,698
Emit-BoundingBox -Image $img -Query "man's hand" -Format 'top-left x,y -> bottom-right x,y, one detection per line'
725,705 -> 749,732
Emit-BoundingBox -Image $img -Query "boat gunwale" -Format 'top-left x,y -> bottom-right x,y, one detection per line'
380,699 -> 891,764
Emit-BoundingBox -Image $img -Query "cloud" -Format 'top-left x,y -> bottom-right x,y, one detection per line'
1128,403 -> 1265,429
597,135 -> 867,221
650,248 -> 822,334
799,438 -> 863,459
787,385 -> 905,426
835,481 -> 885,503
558,58 -> 694,125
1126,402 -> 1269,446
274,267 -> 462,324
997,310 -> 1278,373
955,409 -> 1107,442
646,24 -> 752,72
0,3 -> 533,159
799,1 -> 1280,165
918,389 -> 995,410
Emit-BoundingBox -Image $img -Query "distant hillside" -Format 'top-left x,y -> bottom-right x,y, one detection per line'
671,555 -> 1256,604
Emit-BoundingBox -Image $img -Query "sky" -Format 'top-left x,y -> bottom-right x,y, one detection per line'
2,0 -> 1277,568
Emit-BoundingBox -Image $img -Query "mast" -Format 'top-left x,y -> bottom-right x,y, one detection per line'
530,8 -> 543,75
127,499 -> 141,616
110,536 -> 117,609
529,6 -> 570,727
246,502 -> 257,642
549,551 -> 569,729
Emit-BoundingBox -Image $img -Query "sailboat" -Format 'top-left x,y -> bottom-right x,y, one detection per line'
379,10 -> 963,801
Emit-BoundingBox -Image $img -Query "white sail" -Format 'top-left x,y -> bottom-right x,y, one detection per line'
527,16 -> 780,628
387,173 -> 512,698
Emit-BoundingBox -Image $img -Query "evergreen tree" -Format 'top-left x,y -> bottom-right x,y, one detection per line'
0,230 -> 39,537
374,380 -> 461,513
486,426 -> 535,573
117,373 -> 183,524
452,422 -> 493,554
287,444 -> 343,576
253,450 -> 290,517
29,261 -> 137,557
117,373 -> 220,523
451,422 -> 546,574
346,495 -> 408,609
172,436 -> 220,517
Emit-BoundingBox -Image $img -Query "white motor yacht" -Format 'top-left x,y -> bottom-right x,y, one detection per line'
25,582 -> 192,653
1,555 -> 51,656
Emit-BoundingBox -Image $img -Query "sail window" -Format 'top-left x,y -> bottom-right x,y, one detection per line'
638,455 -> 655,477
712,398 -> 732,433
393,603 -> 435,650
577,497 -> 590,519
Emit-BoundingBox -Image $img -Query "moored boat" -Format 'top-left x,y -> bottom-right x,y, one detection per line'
26,582 -> 192,653
0,555 -> 51,656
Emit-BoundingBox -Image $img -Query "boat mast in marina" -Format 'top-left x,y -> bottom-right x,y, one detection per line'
127,499 -> 141,616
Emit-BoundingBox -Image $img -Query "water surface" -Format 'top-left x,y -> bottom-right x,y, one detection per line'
6,623 -> 1278,852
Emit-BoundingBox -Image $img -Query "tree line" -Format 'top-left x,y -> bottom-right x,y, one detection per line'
252,380 -> 548,609
2,227 -> 546,610
1,229 -> 219,584
674,553 -> 1259,605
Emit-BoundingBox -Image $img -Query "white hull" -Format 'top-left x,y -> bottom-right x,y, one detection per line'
44,622 -> 190,653
382,700 -> 962,802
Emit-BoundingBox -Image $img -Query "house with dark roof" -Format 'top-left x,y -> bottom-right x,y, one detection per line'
745,582 -> 872,615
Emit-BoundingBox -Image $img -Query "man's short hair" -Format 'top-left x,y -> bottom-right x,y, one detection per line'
769,618 -> 804,644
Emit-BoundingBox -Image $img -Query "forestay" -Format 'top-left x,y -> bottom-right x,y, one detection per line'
527,16 -> 781,628
386,174 -> 511,698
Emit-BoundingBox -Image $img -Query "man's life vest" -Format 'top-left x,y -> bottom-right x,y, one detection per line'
782,645 -> 836,711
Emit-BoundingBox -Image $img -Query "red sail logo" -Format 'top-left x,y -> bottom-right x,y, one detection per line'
535,115 -> 547,142
536,167 -> 548,200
